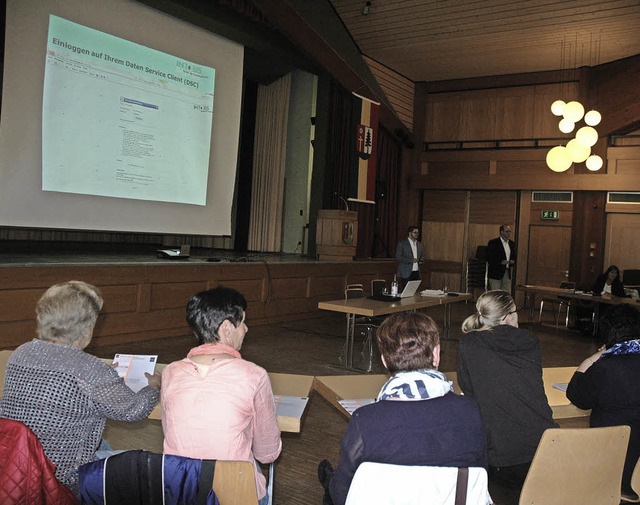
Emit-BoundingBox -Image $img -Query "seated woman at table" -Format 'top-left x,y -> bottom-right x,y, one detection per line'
592,264 -> 627,297
318,312 -> 487,505
567,304 -> 640,500
161,286 -> 281,505
0,281 -> 161,494
458,290 -> 556,492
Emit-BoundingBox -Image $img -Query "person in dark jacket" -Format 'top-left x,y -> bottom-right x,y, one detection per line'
486,225 -> 516,293
318,312 -> 487,505
592,264 -> 627,297
458,290 -> 556,493
567,304 -> 640,500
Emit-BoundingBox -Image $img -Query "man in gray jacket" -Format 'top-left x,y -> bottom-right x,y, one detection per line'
396,226 -> 425,288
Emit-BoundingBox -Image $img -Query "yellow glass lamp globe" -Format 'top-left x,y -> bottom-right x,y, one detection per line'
566,139 -> 591,163
586,155 -> 604,171
551,100 -> 566,116
584,110 -> 602,126
563,101 -> 585,123
546,146 -> 572,172
558,118 -> 575,133
576,126 -> 599,147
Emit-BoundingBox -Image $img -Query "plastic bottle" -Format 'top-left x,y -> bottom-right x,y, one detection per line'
391,275 -> 399,296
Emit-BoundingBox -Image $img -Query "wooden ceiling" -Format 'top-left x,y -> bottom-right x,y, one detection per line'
329,0 -> 640,83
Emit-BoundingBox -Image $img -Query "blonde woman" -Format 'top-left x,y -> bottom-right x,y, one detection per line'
458,290 -> 555,491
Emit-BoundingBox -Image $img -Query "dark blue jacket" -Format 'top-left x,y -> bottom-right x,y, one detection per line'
79,450 -> 219,505
329,392 -> 487,505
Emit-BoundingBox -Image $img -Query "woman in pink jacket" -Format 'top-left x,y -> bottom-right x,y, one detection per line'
161,287 -> 282,505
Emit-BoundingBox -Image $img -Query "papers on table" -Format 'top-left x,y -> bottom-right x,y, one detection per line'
338,398 -> 375,415
553,383 -> 568,392
273,395 -> 309,419
113,354 -> 158,392
421,289 -> 445,297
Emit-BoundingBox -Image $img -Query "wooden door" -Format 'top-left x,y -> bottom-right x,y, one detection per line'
605,213 -> 640,271
527,225 -> 572,286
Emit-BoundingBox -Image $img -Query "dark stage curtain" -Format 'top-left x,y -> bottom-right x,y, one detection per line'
326,82 -> 401,258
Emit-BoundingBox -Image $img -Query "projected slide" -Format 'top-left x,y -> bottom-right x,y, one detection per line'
42,15 -> 215,205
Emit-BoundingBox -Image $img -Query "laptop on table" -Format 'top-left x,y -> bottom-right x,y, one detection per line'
368,280 -> 422,302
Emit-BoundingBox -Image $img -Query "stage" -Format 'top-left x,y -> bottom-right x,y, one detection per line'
0,248 -> 397,349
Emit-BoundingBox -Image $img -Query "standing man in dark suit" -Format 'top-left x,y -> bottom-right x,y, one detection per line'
396,226 -> 425,288
486,224 -> 516,293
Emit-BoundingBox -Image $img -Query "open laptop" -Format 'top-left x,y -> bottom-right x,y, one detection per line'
368,280 -> 421,302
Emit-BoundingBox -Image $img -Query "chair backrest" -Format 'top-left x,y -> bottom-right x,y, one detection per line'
213,461 -> 259,505
345,286 -> 364,300
519,426 -> 630,505
560,281 -> 576,289
371,279 -> 386,296
79,451 -> 258,505
630,456 -> 640,500
345,462 -> 491,505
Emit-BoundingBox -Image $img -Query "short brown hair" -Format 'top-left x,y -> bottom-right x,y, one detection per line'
376,312 -> 440,373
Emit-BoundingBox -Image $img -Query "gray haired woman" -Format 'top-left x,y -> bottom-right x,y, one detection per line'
458,290 -> 556,492
0,281 -> 161,494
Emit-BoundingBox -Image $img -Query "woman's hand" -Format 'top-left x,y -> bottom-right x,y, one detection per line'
576,348 -> 606,373
145,371 -> 162,389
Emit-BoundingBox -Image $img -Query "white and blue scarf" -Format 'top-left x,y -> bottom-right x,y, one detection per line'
377,369 -> 453,401
603,338 -> 640,356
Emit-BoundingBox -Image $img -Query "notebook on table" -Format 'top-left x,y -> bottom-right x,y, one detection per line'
368,280 -> 422,302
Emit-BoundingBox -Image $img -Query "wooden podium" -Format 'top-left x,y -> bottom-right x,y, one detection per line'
316,210 -> 358,261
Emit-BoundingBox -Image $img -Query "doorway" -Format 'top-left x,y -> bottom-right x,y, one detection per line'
527,225 -> 572,286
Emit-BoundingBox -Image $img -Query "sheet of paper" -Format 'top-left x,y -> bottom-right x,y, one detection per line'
553,383 -> 568,392
338,399 -> 375,415
114,354 -> 158,393
273,395 -> 309,419
421,289 -> 445,297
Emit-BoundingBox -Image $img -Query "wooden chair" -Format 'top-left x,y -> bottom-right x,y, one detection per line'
621,457 -> 640,503
80,453 -> 265,505
538,281 -> 576,328
345,462 -> 492,504
519,426 -> 630,505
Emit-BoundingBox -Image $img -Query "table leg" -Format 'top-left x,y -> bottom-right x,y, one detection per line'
443,302 -> 452,340
345,313 -> 355,368
528,291 -> 536,324
267,461 -> 275,505
592,301 -> 601,339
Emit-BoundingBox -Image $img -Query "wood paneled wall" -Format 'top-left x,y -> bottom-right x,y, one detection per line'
421,190 -> 517,292
0,259 -> 397,349
589,55 -> 640,136
605,214 -> 640,274
421,191 -> 465,290
425,83 -> 579,143
608,146 -> 640,176
468,190 -> 518,258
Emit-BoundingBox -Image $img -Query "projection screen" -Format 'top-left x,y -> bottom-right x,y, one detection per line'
0,0 -> 244,236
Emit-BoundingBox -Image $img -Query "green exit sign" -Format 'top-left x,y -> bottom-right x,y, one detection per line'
541,210 -> 559,220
